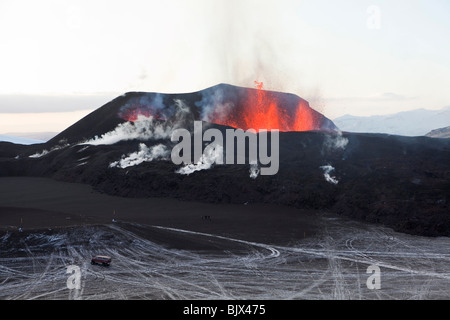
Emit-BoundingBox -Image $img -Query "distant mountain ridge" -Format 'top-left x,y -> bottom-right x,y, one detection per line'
0,134 -> 44,145
2,132 -> 57,142
426,126 -> 450,138
334,106 -> 450,136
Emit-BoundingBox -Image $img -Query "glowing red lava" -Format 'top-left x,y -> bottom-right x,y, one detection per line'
118,83 -> 323,132
119,104 -> 164,122
216,82 -> 319,132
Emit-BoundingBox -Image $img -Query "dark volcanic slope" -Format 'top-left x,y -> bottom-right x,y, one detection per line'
0,85 -> 449,237
2,131 -> 449,237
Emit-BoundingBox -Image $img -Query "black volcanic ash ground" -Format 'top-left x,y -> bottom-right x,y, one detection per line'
0,84 -> 449,237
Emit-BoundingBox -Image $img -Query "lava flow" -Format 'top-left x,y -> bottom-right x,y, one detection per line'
216,81 -> 320,132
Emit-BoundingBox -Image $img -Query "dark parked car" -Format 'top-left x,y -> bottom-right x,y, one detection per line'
91,255 -> 112,266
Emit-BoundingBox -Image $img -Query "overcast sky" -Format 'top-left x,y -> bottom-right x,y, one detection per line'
1,0 -> 449,134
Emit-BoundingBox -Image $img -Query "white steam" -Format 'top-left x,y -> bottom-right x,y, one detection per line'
29,149 -> 50,158
320,165 -> 339,185
324,131 -> 349,151
249,161 -> 260,179
109,143 -> 170,169
81,116 -> 172,146
28,142 -> 70,158
176,145 -> 224,175
82,99 -> 192,146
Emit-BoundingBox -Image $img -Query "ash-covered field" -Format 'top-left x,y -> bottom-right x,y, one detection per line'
1,219 -> 449,300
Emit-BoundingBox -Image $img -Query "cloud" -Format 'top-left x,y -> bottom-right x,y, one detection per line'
0,110 -> 93,135
327,92 -> 414,104
0,94 -> 116,113
379,92 -> 410,101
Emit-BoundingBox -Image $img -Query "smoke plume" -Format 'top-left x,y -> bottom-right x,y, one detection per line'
176,144 -> 224,175
320,165 -> 339,185
29,141 -> 70,158
109,143 -> 170,169
81,116 -> 173,146
196,86 -> 235,123
324,131 -> 348,151
249,161 -> 260,179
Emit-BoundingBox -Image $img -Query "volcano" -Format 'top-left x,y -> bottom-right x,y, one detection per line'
0,84 -> 449,237
45,83 -> 337,146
